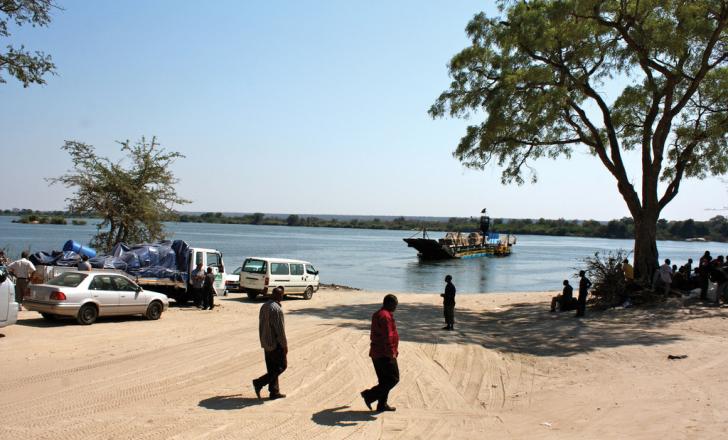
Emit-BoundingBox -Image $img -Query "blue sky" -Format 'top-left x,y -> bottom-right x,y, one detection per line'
1,1 -> 725,220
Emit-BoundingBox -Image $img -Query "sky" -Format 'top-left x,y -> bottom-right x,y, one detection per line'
1,0 -> 726,221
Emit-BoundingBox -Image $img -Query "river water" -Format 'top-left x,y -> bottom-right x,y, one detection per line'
1,216 -> 724,293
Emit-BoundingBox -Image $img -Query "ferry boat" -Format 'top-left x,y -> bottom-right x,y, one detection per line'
403,209 -> 516,260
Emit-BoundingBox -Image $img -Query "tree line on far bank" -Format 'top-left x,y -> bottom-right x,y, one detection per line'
4,209 -> 727,242
178,212 -> 728,243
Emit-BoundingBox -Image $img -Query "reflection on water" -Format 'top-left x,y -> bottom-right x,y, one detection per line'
0,216 -> 724,293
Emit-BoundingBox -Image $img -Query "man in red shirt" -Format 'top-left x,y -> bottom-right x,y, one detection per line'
360,294 -> 400,412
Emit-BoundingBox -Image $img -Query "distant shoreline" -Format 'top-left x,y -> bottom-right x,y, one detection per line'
1,210 -> 726,242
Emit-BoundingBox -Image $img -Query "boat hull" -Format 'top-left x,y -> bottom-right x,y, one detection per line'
403,238 -> 512,260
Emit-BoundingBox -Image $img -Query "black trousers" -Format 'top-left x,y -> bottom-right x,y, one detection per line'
444,303 -> 455,326
576,290 -> 588,316
202,288 -> 215,309
363,356 -> 399,408
254,345 -> 287,394
192,287 -> 203,307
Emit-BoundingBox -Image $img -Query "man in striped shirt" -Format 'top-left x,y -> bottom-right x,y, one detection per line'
253,287 -> 288,400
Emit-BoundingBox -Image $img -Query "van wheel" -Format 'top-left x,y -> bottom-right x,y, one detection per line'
303,286 -> 314,300
247,292 -> 258,300
76,304 -> 98,325
145,301 -> 163,320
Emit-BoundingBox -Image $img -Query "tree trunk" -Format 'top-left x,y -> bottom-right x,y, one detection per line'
633,214 -> 659,284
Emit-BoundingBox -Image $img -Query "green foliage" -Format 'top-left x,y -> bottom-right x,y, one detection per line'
580,249 -> 629,309
49,137 -> 189,252
0,1 -> 57,87
431,0 -> 728,279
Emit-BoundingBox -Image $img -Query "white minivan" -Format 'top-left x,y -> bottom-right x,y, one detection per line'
0,267 -> 18,328
240,257 -> 319,300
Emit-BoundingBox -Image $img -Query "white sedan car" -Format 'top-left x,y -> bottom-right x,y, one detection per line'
25,271 -> 169,325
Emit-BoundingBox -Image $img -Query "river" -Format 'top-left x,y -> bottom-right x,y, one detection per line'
0,216 -> 724,293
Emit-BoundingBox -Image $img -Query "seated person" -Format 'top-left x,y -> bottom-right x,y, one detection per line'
551,280 -> 577,312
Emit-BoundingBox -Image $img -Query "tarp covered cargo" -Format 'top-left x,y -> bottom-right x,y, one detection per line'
30,240 -> 191,284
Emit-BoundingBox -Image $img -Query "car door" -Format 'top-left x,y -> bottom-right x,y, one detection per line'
112,275 -> 146,314
88,275 -> 120,315
205,252 -> 225,295
289,263 -> 305,294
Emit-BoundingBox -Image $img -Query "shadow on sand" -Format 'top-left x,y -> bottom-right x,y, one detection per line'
311,405 -> 378,427
290,298 -> 720,357
198,394 -> 265,410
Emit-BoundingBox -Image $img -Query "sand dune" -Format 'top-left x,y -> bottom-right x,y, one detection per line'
1,289 -> 726,439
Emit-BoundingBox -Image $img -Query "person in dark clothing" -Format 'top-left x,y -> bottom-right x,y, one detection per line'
709,262 -> 728,306
441,275 -> 456,330
190,262 -> 205,308
253,287 -> 288,400
575,270 -> 591,318
361,294 -> 399,412
201,267 -> 216,310
699,251 -> 712,299
551,280 -> 576,312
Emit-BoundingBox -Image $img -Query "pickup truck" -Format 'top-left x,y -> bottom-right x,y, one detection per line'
32,242 -> 226,304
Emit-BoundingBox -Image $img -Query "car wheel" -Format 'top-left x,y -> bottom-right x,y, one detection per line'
76,304 -> 98,325
40,313 -> 56,321
247,292 -> 258,300
303,286 -> 314,300
145,301 -> 163,320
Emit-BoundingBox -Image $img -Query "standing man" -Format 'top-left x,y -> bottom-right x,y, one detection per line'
253,287 -> 288,400
201,267 -> 216,310
575,270 -> 591,318
658,259 -> 673,295
77,255 -> 92,271
699,251 -> 712,299
8,251 -> 36,310
441,275 -> 456,330
190,262 -> 205,308
361,294 -> 400,412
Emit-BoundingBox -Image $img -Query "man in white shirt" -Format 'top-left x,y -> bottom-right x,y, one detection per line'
658,258 -> 673,295
8,251 -> 36,310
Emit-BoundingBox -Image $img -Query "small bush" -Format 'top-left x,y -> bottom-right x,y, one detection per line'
580,250 -> 629,309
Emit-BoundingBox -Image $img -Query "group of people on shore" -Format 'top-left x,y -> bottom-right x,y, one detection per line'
549,250 -> 728,316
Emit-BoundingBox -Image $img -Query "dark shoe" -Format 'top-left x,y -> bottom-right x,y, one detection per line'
442,326 -> 450,330
269,393 -> 286,400
360,391 -> 374,410
376,404 -> 396,412
252,380 -> 262,399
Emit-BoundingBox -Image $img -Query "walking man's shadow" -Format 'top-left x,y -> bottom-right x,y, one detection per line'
312,405 -> 378,427
199,394 -> 264,410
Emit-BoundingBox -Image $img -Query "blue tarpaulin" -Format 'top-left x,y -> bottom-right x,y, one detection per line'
31,240 -> 191,284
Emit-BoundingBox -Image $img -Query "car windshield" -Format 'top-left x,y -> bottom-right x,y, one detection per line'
232,267 -> 242,275
242,259 -> 266,274
47,272 -> 88,287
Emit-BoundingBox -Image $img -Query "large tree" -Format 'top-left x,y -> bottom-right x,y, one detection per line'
0,0 -> 57,87
50,137 -> 190,252
431,0 -> 728,281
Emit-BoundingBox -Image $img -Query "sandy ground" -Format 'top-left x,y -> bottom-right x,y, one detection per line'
1,288 -> 727,439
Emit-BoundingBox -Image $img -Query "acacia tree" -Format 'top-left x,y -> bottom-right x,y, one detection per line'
431,0 -> 728,281
0,0 -> 57,87
50,137 -> 190,252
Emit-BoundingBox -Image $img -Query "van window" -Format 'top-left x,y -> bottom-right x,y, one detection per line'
207,252 -> 221,268
195,252 -> 203,266
270,263 -> 290,275
48,272 -> 88,287
243,259 -> 266,274
290,264 -> 304,276
306,264 -> 318,275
